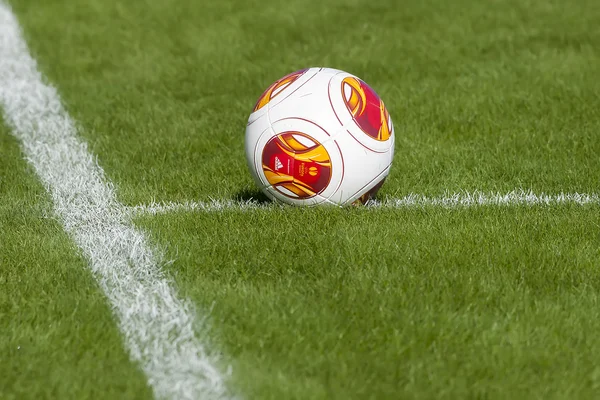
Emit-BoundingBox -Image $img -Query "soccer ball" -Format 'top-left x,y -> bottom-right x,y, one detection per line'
245,67 -> 394,206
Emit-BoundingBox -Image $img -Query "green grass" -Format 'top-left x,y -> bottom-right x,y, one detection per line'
136,205 -> 600,399
2,0 -> 600,398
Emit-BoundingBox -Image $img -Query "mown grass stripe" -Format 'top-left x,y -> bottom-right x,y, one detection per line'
0,3 -> 231,399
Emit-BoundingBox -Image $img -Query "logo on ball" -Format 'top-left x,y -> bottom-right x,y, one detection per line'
253,69 -> 307,112
261,132 -> 331,199
342,77 -> 392,141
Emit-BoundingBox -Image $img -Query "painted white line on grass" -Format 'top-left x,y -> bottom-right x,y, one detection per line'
372,190 -> 600,208
126,191 -> 600,216
0,4 -> 230,400
128,199 -> 276,215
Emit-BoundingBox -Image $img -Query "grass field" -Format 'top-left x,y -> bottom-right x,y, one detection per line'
2,0 -> 600,399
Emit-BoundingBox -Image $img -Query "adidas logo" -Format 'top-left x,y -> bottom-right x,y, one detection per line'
274,156 -> 284,171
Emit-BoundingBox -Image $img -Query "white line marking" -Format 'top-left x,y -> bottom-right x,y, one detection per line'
126,191 -> 600,216
128,199 -> 277,215
372,190 -> 600,207
0,4 -> 231,399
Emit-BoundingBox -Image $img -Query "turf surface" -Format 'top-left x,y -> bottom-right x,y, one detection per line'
137,205 -> 600,399
2,0 -> 600,398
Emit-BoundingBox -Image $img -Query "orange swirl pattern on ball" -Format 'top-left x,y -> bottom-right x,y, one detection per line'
262,132 -> 331,199
342,77 -> 392,141
253,69 -> 307,112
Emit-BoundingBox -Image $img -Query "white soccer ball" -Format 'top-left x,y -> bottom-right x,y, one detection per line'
245,67 -> 395,206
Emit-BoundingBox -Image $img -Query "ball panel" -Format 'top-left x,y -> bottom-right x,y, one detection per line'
247,68 -> 321,126
341,163 -> 392,205
261,132 -> 332,199
325,129 -> 393,205
328,70 -> 394,154
341,77 -> 392,142
252,117 -> 344,206
262,185 -> 334,206
267,69 -> 344,139
253,69 -> 308,112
